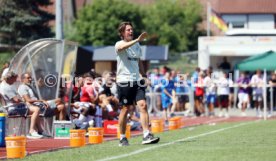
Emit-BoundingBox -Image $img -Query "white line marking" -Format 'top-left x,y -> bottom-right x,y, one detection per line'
204,117 -> 228,124
97,120 -> 259,161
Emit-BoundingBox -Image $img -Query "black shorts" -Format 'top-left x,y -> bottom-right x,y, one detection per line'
8,103 -> 28,117
178,95 -> 189,103
219,95 -> 229,107
32,102 -> 55,117
195,95 -> 203,101
229,87 -> 234,94
117,80 -> 146,106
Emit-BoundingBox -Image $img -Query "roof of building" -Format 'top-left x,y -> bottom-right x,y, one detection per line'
82,45 -> 168,61
213,0 -> 276,14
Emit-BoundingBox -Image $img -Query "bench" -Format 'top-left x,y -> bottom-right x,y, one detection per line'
5,113 -> 54,137
0,94 -> 54,136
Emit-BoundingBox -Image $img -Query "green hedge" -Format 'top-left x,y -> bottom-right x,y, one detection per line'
0,52 -> 16,66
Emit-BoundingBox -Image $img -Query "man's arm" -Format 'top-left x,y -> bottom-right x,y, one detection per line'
163,89 -> 172,98
10,96 -> 22,104
3,88 -> 22,103
21,94 -> 49,107
21,94 -> 38,104
139,60 -> 146,77
116,32 -> 148,53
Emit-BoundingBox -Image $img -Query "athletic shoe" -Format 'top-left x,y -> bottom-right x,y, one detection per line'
224,112 -> 229,118
170,113 -> 176,118
85,132 -> 89,137
218,112 -> 223,117
39,131 -> 52,138
165,120 -> 169,126
241,112 -> 247,117
119,137 -> 129,147
142,133 -> 160,145
27,131 -> 43,139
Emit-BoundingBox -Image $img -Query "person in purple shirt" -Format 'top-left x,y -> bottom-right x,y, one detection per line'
236,72 -> 250,116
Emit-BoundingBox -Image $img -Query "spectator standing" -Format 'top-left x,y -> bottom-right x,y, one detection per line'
160,71 -> 176,125
217,72 -> 233,118
203,70 -> 216,117
218,57 -> 231,72
194,72 -> 205,116
237,72 -> 250,116
268,72 -> 276,112
250,70 -> 264,117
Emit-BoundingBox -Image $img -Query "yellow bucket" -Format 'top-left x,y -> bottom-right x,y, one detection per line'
70,129 -> 86,147
5,136 -> 26,159
88,127 -> 103,144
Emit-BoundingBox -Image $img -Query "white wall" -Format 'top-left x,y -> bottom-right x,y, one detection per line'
198,36 -> 276,70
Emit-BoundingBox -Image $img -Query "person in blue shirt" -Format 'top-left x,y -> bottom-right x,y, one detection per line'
175,73 -> 191,112
161,71 -> 176,125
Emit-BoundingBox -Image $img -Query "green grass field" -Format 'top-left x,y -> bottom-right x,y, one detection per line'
22,120 -> 276,161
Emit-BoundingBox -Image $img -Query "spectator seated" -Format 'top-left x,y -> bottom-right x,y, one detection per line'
0,72 -> 53,138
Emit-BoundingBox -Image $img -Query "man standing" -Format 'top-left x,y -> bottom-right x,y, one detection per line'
115,22 -> 159,146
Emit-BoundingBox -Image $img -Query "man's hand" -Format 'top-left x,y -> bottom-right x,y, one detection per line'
141,77 -> 151,87
137,32 -> 148,42
42,100 -> 49,108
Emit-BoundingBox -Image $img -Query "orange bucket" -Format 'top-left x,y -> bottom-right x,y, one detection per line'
88,127 -> 103,144
151,120 -> 163,133
5,136 -> 26,159
160,120 -> 164,132
70,129 -> 86,147
175,117 -> 182,128
168,118 -> 178,130
116,124 -> 131,139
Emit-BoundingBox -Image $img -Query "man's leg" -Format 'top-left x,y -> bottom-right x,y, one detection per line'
137,100 -> 149,132
137,99 -> 159,144
27,105 -> 43,138
28,105 -> 40,134
56,104 -> 66,120
119,106 -> 129,135
118,105 -> 129,146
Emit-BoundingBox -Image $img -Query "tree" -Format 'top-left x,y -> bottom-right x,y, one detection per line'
142,0 -> 203,52
0,0 -> 54,49
70,0 -> 145,46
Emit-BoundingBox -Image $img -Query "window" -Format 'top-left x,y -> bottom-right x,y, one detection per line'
231,21 -> 245,28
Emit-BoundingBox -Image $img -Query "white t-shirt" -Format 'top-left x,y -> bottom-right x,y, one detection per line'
115,40 -> 142,82
250,74 -> 264,94
1,68 -> 9,80
18,84 -> 38,101
203,76 -> 216,95
18,84 -> 57,109
217,77 -> 233,95
0,81 -> 19,110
